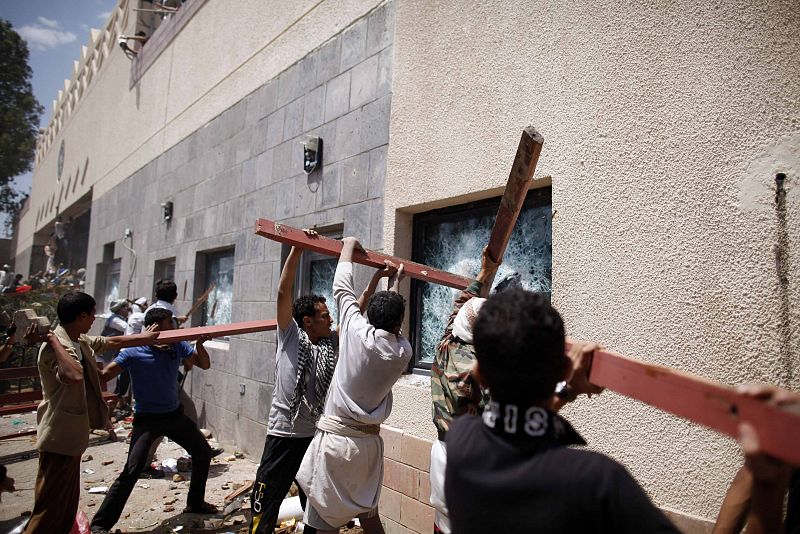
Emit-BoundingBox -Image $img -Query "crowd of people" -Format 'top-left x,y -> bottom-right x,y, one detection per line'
4,234 -> 798,534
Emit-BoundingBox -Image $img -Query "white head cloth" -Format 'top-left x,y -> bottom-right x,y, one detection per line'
452,297 -> 486,344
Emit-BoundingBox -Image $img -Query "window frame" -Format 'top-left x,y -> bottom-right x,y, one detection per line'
194,247 -> 235,328
409,186 -> 552,370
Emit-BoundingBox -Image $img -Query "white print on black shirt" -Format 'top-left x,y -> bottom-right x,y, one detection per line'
483,401 -> 551,438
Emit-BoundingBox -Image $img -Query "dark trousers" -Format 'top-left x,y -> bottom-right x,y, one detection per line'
25,452 -> 81,534
90,407 -> 212,531
249,435 -> 316,534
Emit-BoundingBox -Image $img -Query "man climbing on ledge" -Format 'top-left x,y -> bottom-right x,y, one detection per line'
89,308 -> 216,534
429,246 -> 500,534
296,236 -> 411,534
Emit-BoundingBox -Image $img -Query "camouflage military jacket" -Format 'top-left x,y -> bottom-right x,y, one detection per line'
431,280 -> 490,441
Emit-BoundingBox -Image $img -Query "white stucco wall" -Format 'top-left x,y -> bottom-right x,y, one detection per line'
384,0 -> 799,520
18,0 -> 385,262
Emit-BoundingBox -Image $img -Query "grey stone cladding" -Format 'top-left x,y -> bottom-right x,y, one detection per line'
84,2 -> 394,456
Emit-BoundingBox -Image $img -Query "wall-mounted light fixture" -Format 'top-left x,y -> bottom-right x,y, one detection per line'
302,135 -> 322,175
161,201 -> 173,222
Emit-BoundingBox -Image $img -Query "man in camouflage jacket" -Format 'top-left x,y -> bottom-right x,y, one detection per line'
430,247 -> 500,534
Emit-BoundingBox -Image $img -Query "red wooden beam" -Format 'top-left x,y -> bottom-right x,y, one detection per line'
579,343 -> 800,466
116,319 -> 278,348
254,220 -> 473,290
486,126 -> 544,263
0,366 -> 39,380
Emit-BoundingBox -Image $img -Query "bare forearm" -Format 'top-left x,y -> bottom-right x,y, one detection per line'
277,247 -> 302,327
196,346 -> 211,369
358,272 -> 383,312
340,239 -> 356,263
49,337 -> 83,383
107,332 -> 158,349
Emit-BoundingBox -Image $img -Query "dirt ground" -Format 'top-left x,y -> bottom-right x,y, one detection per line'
0,412 -> 363,534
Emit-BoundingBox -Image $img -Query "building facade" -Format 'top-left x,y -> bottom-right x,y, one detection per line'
15,0 -> 800,530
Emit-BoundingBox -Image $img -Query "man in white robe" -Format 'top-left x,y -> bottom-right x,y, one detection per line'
296,237 -> 412,534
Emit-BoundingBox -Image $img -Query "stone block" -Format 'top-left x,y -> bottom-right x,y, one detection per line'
325,71 -> 351,122
252,149 -> 273,189
340,18 -> 367,72
252,261 -> 274,301
283,97 -> 304,141
380,487 -> 402,522
344,200 -> 371,244
361,94 -> 391,152
381,424 -> 404,461
384,458 -> 419,498
334,109 -> 362,161
350,54 -> 379,110
368,145 -> 388,199
297,53 -> 318,94
294,174 -> 318,217
275,178 -> 295,219
231,129 -> 253,166
265,108 -> 285,149
271,141 -> 293,182
316,36 -> 340,85
401,433 -> 432,473
317,161 -> 341,209
417,472 -> 431,503
241,157 -> 257,194
251,118 -> 269,157
303,85 -> 326,131
237,417 -> 267,459
234,342 -> 255,380
277,64 -> 300,108
240,376 -> 260,422
245,187 -> 276,226
366,2 -> 394,56
380,517 -> 415,534
400,495 -> 434,534
377,45 -> 393,97
246,80 -> 278,124
341,153 -> 369,204
371,198 -> 384,249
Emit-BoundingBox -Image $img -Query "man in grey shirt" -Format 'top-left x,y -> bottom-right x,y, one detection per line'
250,230 -> 393,534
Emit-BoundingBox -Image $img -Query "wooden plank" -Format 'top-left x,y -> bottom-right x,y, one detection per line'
255,220 -> 472,290
0,366 -> 39,380
224,480 -> 254,501
580,344 -> 800,465
116,319 -> 278,348
0,429 -> 36,441
486,126 -> 544,262
185,283 -> 217,319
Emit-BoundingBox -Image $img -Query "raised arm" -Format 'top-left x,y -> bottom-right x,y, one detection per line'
277,229 -> 319,330
475,246 -> 501,298
47,333 -> 84,384
106,324 -> 159,350
358,260 -> 397,313
185,336 -> 212,370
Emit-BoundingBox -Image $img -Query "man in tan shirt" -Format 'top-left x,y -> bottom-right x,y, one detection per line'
26,292 -> 156,534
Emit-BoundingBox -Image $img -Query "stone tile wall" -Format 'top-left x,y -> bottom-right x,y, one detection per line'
85,1 -> 395,456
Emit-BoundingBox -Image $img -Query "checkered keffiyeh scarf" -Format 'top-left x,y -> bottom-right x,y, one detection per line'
289,327 -> 336,425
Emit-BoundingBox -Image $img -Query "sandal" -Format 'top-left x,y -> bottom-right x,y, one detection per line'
183,501 -> 218,514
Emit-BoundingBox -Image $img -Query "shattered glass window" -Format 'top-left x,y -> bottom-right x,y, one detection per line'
202,250 -> 234,326
310,258 -> 339,325
412,188 -> 552,367
104,259 -> 121,312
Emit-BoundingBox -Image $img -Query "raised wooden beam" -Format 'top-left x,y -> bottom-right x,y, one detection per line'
580,344 -> 800,466
254,220 -> 472,290
486,126 -> 544,262
117,319 -> 278,348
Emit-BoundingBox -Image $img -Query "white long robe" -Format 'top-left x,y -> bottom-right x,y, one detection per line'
296,261 -> 412,528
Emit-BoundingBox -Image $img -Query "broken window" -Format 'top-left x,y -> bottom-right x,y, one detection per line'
410,187 -> 552,368
104,259 -> 121,313
200,249 -> 234,327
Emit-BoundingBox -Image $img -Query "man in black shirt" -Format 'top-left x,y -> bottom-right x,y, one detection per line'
444,289 -> 679,533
